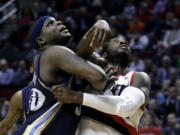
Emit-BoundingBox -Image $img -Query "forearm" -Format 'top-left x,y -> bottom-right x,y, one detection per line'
0,91 -> 22,135
76,43 -> 94,59
0,122 -> 11,135
52,46 -> 107,91
83,86 -> 145,117
89,52 -> 107,68
88,62 -> 107,90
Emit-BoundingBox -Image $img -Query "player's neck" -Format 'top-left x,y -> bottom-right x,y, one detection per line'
38,45 -> 51,52
116,67 -> 125,75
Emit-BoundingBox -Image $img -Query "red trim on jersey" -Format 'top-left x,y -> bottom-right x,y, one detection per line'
106,113 -> 138,135
130,72 -> 135,85
140,106 -> 145,111
115,74 -> 121,77
115,71 -> 130,77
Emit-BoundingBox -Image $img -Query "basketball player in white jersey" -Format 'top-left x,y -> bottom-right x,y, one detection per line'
51,35 -> 151,135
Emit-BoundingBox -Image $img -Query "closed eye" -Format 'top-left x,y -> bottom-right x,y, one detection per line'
114,40 -> 119,44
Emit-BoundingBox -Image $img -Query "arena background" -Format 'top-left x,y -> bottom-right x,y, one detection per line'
0,0 -> 180,134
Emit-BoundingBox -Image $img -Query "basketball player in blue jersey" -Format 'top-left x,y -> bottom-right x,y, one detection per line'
51,35 -> 151,135
0,16 -> 111,135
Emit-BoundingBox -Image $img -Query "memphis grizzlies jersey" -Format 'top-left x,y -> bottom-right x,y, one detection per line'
80,71 -> 144,135
15,53 -> 80,135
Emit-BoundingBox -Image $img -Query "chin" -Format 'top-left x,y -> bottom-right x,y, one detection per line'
107,51 -> 130,68
59,34 -> 71,45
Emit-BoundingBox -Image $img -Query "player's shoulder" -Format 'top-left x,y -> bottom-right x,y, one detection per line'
11,90 -> 22,110
43,45 -> 75,59
47,45 -> 74,53
13,90 -> 22,100
134,72 -> 151,85
132,71 -> 151,98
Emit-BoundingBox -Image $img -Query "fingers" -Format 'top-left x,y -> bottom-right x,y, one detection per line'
52,87 -> 62,96
89,21 -> 111,49
51,85 -> 62,92
90,28 -> 98,47
107,76 -> 118,84
51,85 -> 67,95
107,69 -> 115,78
97,29 -> 104,47
68,76 -> 74,90
105,65 -> 114,74
84,26 -> 95,40
108,30 -> 112,39
101,31 -> 107,49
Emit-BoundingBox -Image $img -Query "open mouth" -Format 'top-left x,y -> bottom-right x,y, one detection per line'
120,45 -> 128,50
121,47 -> 128,50
59,27 -> 67,32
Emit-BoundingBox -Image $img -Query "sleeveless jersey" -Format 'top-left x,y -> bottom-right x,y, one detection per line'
79,71 -> 144,135
15,53 -> 80,135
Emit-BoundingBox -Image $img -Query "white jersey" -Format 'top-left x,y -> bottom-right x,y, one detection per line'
76,71 -> 144,135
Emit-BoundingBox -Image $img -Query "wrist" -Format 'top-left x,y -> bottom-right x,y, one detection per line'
71,91 -> 83,104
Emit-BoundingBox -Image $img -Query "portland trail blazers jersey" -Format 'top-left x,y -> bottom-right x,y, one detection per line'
80,71 -> 144,135
15,53 -> 80,135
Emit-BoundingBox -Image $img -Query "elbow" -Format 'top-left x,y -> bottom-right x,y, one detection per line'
94,73 -> 107,90
0,123 -> 8,135
94,80 -> 107,91
116,101 -> 137,117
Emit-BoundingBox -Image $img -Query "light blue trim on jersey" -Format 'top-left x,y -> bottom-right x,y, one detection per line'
23,102 -> 62,135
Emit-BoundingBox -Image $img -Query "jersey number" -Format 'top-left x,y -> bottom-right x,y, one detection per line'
111,84 -> 127,96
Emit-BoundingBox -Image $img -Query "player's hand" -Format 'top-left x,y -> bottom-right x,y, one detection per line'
51,85 -> 73,103
81,20 -> 112,50
90,20 -> 112,49
104,64 -> 118,84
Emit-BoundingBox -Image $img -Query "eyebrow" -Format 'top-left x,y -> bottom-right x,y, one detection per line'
46,19 -> 54,27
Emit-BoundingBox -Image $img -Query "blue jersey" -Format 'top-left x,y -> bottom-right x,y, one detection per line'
15,53 -> 80,135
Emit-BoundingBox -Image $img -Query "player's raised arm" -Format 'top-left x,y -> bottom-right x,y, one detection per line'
45,46 -> 107,91
0,91 -> 22,135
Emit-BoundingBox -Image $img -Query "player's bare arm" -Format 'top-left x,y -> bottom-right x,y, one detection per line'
131,72 -> 151,102
43,46 -> 107,91
0,91 -> 22,135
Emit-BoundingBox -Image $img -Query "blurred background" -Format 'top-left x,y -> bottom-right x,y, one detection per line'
0,0 -> 180,134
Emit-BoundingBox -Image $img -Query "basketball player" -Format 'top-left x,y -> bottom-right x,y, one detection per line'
0,16 -> 111,135
51,35 -> 151,135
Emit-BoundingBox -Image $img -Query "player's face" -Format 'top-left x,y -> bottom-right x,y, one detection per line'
106,36 -> 131,67
108,36 -> 131,56
41,17 -> 71,45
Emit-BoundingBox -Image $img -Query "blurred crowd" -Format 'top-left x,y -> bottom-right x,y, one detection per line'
0,0 -> 180,134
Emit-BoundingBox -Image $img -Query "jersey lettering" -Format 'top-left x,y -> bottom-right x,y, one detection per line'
111,84 -> 127,96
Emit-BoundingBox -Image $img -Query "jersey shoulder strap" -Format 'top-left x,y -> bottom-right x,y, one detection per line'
124,71 -> 136,86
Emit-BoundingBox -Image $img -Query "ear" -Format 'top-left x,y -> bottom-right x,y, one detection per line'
37,36 -> 46,47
